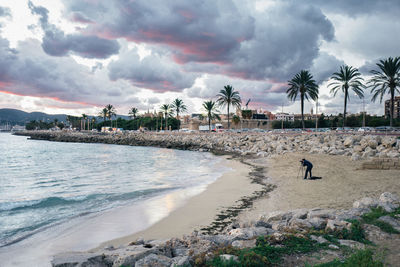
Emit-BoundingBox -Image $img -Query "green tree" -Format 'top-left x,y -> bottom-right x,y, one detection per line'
128,107 -> 138,119
369,57 -> 400,127
203,100 -> 220,132
328,65 -> 364,127
232,115 -> 240,126
287,70 -> 319,129
160,104 -> 172,130
217,85 -> 241,129
99,108 -> 108,124
81,114 -> 88,130
105,104 -> 116,128
171,98 -> 187,130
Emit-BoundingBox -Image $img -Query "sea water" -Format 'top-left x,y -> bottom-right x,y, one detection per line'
0,133 -> 226,256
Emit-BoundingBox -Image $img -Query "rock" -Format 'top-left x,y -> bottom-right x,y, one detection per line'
325,219 -> 352,232
52,252 -> 116,267
310,235 -> 329,244
368,139 -> 378,149
378,216 -> 400,231
351,153 -> 361,161
353,197 -> 378,209
263,211 -> 293,223
353,145 -> 363,152
219,254 -> 239,263
329,244 -> 339,249
171,256 -> 190,267
338,240 -> 365,249
379,192 -> 400,205
291,209 -> 309,220
308,217 -> 327,229
289,219 -> 312,230
307,209 -> 336,220
135,254 -> 172,267
343,137 -> 354,147
363,224 -> 391,241
231,239 -> 257,249
227,227 -> 269,240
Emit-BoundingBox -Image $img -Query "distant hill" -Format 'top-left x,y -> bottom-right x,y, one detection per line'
0,109 -> 130,125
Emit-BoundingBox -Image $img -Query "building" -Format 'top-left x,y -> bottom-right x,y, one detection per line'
275,113 -> 294,121
385,96 -> 400,119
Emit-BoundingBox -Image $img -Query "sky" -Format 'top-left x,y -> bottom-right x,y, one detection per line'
0,0 -> 399,117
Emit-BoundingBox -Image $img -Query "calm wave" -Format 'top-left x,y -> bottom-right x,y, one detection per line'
0,133 -> 223,246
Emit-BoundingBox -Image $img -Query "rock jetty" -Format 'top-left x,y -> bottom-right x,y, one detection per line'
14,131 -> 400,160
51,192 -> 400,266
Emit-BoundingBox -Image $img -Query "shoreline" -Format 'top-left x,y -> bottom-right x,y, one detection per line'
95,155 -> 263,249
10,131 -> 400,266
1,135 -> 268,266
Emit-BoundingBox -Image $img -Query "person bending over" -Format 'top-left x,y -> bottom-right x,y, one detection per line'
301,158 -> 313,180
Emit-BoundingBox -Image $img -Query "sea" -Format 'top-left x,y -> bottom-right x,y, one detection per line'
0,133 -> 228,266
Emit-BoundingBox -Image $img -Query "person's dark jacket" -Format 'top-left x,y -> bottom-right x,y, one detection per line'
302,159 -> 313,168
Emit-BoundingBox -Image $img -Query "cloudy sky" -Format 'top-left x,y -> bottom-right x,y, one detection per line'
0,0 -> 399,116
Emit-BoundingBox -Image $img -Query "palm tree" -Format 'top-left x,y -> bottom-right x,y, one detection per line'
203,100 -> 221,132
105,104 -> 116,128
171,98 -> 187,130
232,115 -> 240,127
217,85 -> 241,129
81,114 -> 88,131
328,65 -> 364,127
369,57 -> 400,127
99,108 -> 108,123
128,107 -> 139,119
287,70 -> 319,129
160,104 -> 172,130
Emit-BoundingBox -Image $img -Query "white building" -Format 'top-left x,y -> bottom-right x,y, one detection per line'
275,113 -> 294,121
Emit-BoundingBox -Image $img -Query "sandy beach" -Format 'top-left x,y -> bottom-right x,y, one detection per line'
98,155 -> 262,248
102,151 -> 400,249
239,152 -> 400,223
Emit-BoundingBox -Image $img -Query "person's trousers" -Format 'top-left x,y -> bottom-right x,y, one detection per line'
304,166 -> 312,179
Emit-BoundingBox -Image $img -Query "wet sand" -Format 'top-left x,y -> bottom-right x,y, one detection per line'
98,156 -> 262,248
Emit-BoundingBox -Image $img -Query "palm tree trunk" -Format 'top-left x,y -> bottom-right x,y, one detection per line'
343,89 -> 348,128
208,115 -> 211,132
177,112 -> 180,130
301,94 -> 305,129
390,88 -> 394,127
227,105 -> 230,129
165,113 -> 168,130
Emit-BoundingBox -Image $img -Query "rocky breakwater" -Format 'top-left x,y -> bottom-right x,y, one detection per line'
52,192 -> 400,266
15,131 -> 400,160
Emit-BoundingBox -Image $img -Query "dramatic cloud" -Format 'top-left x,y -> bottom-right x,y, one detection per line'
108,48 -> 197,92
0,37 -> 136,108
62,0 -> 334,82
28,1 -> 120,59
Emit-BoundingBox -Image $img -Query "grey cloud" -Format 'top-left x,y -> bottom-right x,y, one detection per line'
0,38 -> 136,107
63,0 -> 334,82
304,0 -> 400,17
310,52 -> 345,83
147,97 -> 160,105
28,1 -> 120,59
108,48 -> 197,92
70,12 -> 94,24
0,6 -> 11,18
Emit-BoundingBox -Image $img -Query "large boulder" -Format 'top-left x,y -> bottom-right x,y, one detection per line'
353,197 -> 378,209
134,254 -> 172,267
326,219 -> 352,232
378,192 -> 400,212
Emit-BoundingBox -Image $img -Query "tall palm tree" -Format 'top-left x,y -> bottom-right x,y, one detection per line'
171,98 -> 187,130
81,114 -> 88,131
99,108 -> 108,123
328,65 -> 364,127
105,104 -> 116,128
287,70 -> 319,129
369,57 -> 400,127
216,85 -> 241,129
128,107 -> 139,119
203,100 -> 221,132
160,104 -> 172,130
